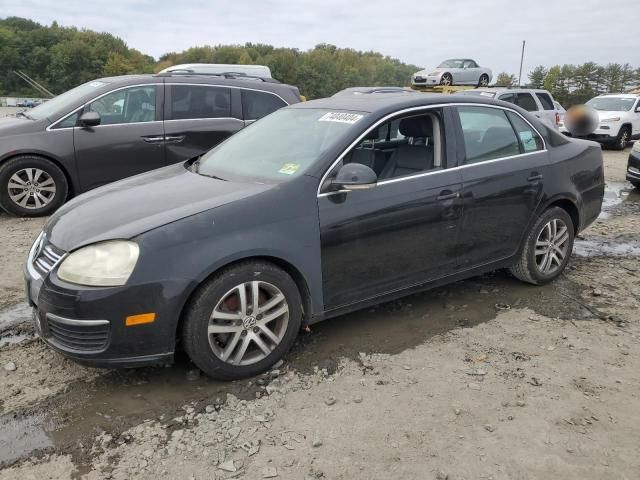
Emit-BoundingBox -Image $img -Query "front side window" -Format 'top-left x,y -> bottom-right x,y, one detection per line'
87,86 -> 156,125
463,60 -> 477,68
169,85 -> 231,120
457,106 -> 520,164
242,90 -> 287,121
535,92 -> 555,110
197,108 -> 364,183
515,93 -> 538,112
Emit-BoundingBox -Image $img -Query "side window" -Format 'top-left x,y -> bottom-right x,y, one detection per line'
169,85 -> 231,120
88,86 -> 156,125
535,92 -> 555,110
515,93 -> 538,112
342,111 -> 443,180
498,93 -> 516,104
242,90 -> 287,121
457,106 -> 520,164
506,112 -> 544,153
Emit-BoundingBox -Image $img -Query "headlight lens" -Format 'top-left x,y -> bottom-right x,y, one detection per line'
601,116 -> 621,123
57,240 -> 139,286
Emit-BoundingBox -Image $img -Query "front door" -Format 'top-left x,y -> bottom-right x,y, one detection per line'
73,84 -> 166,191
318,108 -> 464,311
453,105 -> 550,268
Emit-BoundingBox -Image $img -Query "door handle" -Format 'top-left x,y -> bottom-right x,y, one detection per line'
164,135 -> 185,144
142,135 -> 165,144
527,173 -> 543,182
437,191 -> 460,201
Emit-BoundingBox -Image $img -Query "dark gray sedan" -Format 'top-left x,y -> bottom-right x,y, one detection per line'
24,91 -> 604,379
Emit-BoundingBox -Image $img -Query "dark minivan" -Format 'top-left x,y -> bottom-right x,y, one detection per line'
0,73 -> 301,216
24,92 -> 604,380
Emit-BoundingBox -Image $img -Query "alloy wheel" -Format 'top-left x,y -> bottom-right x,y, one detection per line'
7,168 -> 56,209
440,74 -> 452,86
207,281 -> 289,366
479,75 -> 489,87
619,130 -> 629,149
534,218 -> 570,274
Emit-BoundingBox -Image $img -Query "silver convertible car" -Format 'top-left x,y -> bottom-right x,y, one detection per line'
412,59 -> 492,87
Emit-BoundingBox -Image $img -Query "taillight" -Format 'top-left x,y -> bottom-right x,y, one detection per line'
555,112 -> 560,125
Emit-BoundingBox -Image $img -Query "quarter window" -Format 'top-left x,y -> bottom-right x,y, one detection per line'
168,85 -> 231,120
242,90 -> 287,120
87,86 -> 156,125
515,93 -> 538,112
57,112 -> 79,128
457,106 -> 520,164
506,112 -> 544,152
535,92 -> 555,110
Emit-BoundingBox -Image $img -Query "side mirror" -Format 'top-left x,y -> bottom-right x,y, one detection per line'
79,111 -> 101,127
332,163 -> 377,191
635,106 -> 640,113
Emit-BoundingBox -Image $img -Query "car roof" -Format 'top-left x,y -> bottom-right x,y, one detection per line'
289,91 -> 513,115
471,87 -> 552,94
594,93 -> 639,98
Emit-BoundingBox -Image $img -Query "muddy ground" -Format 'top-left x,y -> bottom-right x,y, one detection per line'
0,148 -> 638,479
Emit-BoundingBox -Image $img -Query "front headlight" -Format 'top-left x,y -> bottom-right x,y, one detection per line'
429,71 -> 440,76
601,116 -> 621,123
57,240 -> 139,287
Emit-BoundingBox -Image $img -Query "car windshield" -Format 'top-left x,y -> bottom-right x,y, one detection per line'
586,97 -> 635,112
27,80 -> 111,121
438,59 -> 465,68
196,108 -> 366,183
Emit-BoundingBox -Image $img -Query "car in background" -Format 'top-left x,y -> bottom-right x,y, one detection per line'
25,91 -> 604,379
159,63 -> 273,79
628,140 -> 640,189
580,94 -> 640,150
460,88 -> 561,129
333,86 -> 418,96
412,59 -> 492,87
0,72 -> 301,217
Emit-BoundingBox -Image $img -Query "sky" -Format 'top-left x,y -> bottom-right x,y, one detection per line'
2,0 -> 639,78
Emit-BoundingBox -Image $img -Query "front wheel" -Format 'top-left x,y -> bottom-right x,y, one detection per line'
509,207 -> 575,285
613,126 -> 630,150
182,261 -> 302,380
440,73 -> 453,86
0,155 -> 68,217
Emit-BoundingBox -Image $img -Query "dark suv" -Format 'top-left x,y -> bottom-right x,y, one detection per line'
0,73 -> 301,216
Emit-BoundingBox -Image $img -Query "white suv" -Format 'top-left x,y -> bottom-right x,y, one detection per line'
583,94 -> 640,150
460,88 -> 561,129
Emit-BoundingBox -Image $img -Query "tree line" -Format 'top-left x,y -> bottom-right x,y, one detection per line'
2,16 -> 639,106
494,63 -> 640,107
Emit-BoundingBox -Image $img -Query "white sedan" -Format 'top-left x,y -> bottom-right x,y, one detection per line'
412,59 -> 492,87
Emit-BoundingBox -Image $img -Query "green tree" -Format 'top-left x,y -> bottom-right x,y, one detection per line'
495,72 -> 517,87
528,65 -> 547,88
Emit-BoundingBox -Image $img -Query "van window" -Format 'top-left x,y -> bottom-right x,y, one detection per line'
515,93 -> 538,112
169,85 -> 231,120
242,90 -> 287,121
535,92 -> 555,110
87,86 -> 157,125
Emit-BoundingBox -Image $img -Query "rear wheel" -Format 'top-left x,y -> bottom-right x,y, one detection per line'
0,155 -> 68,217
613,126 -> 630,150
182,261 -> 302,380
509,207 -> 574,285
478,74 -> 490,87
440,73 -> 453,86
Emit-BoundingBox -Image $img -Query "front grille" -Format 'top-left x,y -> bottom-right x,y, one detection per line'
33,240 -> 65,277
45,314 -> 110,352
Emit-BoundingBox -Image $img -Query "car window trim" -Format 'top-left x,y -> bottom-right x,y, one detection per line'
317,103 -> 547,197
47,82 -> 290,131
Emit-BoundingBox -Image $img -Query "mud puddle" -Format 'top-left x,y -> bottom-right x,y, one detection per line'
600,181 -> 639,218
0,270 -> 599,469
574,237 -> 640,257
0,302 -> 32,333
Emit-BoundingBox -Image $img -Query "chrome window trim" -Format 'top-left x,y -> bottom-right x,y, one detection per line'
164,117 -> 244,124
47,82 -> 290,131
317,102 -> 547,197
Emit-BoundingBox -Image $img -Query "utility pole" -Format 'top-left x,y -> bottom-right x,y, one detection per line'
518,40 -> 526,87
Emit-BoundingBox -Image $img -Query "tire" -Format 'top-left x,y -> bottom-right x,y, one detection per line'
478,74 -> 490,87
509,207 -> 575,285
0,155 -> 68,217
182,261 -> 302,380
613,126 -> 630,150
440,73 -> 453,86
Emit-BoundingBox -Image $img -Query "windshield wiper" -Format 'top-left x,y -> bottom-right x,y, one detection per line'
192,159 -> 227,181
16,111 -> 33,120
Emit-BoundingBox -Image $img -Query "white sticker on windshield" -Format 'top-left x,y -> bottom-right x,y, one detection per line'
89,81 -> 106,88
480,92 -> 494,97
319,112 -> 364,124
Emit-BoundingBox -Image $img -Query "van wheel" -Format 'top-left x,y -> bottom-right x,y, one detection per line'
182,261 -> 302,380
509,207 -> 575,285
614,126 -> 630,150
0,156 -> 68,217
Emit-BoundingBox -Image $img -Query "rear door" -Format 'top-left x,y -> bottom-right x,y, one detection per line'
73,84 -> 166,191
163,83 -> 244,164
453,105 -> 550,269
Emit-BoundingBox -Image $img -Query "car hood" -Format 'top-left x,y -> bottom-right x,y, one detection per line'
45,162 -> 273,251
414,68 -> 442,76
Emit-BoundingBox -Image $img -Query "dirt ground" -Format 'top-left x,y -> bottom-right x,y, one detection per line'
0,148 -> 638,479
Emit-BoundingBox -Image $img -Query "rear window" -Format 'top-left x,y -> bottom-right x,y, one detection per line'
535,92 -> 555,110
242,90 -> 287,121
168,85 -> 231,120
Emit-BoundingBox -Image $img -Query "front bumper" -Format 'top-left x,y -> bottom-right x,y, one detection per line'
627,150 -> 640,184
411,75 -> 441,86
24,256 -> 185,368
